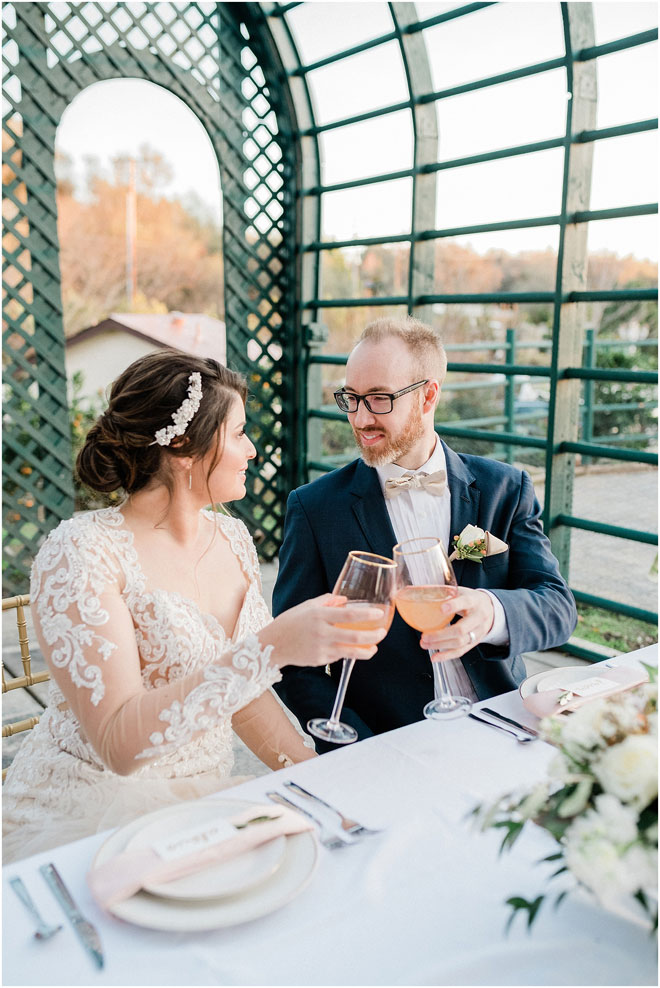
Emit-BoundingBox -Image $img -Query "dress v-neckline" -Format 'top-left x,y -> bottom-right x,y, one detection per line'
105,505 -> 254,642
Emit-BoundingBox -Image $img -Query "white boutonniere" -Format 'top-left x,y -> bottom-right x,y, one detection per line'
449,525 -> 508,563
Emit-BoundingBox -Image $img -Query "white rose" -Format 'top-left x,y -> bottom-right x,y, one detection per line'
624,844 -> 658,897
559,700 -> 611,753
641,681 -> 657,708
615,690 -> 646,734
547,752 -> 572,781
564,796 -> 647,904
593,734 -> 658,809
459,524 -> 485,544
564,829 -> 630,903
591,793 -> 638,844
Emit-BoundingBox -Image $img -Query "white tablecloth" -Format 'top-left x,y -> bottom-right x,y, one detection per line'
3,645 -> 657,986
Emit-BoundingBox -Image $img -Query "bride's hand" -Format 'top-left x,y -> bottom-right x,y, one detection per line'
259,594 -> 388,668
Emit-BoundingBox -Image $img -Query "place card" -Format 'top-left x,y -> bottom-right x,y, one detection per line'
151,818 -> 236,861
553,675 -> 613,698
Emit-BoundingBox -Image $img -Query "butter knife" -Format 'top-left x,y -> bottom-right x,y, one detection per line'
480,707 -> 539,737
468,711 -> 534,743
39,863 -> 104,969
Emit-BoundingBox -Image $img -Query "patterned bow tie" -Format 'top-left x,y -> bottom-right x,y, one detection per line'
384,469 -> 447,498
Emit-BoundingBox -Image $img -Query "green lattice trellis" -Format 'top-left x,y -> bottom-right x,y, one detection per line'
2,1 -> 300,592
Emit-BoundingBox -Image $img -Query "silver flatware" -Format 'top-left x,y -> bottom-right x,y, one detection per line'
266,791 -> 353,849
283,780 -> 381,837
480,707 -> 539,738
39,863 -> 104,969
468,711 -> 535,744
9,876 -> 62,941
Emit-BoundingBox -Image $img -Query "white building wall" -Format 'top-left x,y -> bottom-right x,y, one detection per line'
66,332 -> 157,405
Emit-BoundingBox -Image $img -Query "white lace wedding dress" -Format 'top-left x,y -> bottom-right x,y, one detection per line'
3,506 -> 289,864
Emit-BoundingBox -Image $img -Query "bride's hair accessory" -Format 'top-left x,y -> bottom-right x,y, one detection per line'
151,372 -> 203,447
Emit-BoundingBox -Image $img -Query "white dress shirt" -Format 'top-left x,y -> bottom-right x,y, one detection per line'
376,438 -> 509,700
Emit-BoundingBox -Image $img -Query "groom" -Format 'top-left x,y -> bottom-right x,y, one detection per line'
273,316 -> 577,748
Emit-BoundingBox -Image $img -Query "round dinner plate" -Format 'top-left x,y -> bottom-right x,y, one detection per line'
92,798 -> 319,932
124,800 -> 287,901
519,665 -> 608,700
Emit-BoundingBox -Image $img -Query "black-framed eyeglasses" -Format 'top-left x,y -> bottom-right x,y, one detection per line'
333,379 -> 429,415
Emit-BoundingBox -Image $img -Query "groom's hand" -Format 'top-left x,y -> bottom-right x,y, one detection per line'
420,587 -> 494,659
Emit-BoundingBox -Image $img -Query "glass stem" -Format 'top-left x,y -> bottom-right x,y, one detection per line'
429,650 -> 453,708
327,658 -> 356,727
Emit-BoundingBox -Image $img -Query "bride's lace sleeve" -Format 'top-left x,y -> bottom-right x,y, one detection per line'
30,521 -> 280,776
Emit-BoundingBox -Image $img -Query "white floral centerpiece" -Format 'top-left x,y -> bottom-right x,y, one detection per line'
475,667 -> 658,932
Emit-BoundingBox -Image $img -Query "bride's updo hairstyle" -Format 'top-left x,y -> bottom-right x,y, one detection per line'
76,349 -> 247,495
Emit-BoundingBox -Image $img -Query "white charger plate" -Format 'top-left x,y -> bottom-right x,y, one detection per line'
519,665 -> 611,700
124,800 -> 287,901
92,798 -> 318,932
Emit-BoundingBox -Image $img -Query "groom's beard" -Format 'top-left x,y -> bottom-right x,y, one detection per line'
353,402 -> 425,468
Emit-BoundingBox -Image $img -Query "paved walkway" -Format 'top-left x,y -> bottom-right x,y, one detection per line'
3,466 -> 657,777
534,465 -> 657,613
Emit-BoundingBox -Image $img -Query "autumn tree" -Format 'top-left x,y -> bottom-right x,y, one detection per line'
56,145 -> 224,335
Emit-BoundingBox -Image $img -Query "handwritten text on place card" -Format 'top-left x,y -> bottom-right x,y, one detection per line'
555,676 -> 614,698
152,818 -> 237,861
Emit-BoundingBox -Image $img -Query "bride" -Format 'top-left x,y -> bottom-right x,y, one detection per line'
3,351 -> 387,862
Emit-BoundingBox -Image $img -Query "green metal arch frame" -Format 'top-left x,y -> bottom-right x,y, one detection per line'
3,2 -> 657,651
2,1 -> 301,591
258,1 -> 658,647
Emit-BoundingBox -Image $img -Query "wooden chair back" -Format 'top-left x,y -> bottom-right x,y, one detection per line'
2,594 -> 49,781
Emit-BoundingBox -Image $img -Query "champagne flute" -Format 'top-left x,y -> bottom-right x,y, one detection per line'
307,551 -> 396,745
393,536 -> 472,720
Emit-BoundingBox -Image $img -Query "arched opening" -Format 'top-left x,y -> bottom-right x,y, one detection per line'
56,77 -> 224,416
3,3 -> 299,586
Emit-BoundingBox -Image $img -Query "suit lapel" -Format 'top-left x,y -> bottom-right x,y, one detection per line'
442,442 -> 480,585
350,461 -> 398,559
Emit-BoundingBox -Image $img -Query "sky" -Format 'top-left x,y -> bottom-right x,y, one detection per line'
55,1 -> 658,261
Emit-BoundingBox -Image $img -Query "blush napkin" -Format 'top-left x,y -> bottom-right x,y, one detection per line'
87,802 -> 312,909
522,665 -> 648,719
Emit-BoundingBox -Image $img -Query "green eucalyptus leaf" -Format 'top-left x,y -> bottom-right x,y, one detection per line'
234,814 -> 280,829
504,895 -> 545,935
641,662 -> 657,684
558,779 -> 593,818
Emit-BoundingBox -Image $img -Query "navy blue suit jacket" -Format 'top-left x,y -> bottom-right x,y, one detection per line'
273,443 -> 577,745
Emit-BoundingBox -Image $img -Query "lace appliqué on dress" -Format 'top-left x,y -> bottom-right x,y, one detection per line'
203,510 -> 262,587
135,634 -> 280,760
30,514 -> 128,706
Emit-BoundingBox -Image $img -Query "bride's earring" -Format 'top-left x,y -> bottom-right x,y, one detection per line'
189,469 -> 192,491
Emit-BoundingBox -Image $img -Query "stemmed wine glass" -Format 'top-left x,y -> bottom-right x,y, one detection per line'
393,536 -> 472,719
307,551 -> 396,745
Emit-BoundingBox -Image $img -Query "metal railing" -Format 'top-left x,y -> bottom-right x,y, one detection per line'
308,331 -> 657,456
305,325 -> 658,641
277,2 -> 658,661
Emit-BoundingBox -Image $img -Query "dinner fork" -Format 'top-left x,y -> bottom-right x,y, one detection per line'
284,780 -> 381,837
266,791 -> 352,849
9,876 -> 62,941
